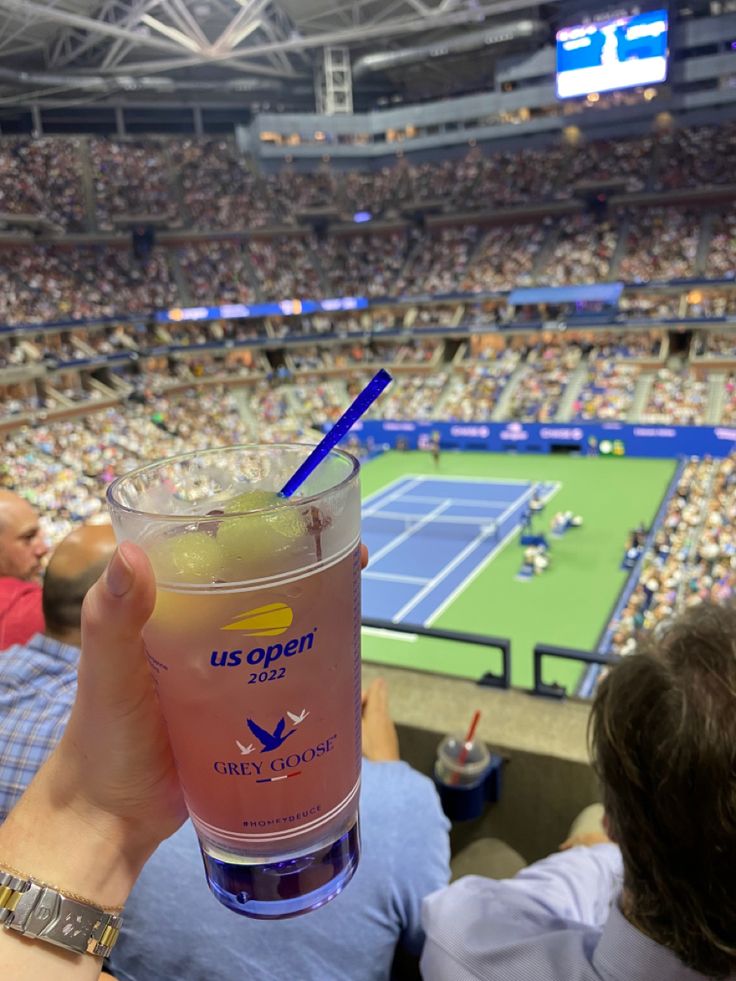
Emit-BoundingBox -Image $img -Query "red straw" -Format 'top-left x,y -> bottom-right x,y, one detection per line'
450,709 -> 482,786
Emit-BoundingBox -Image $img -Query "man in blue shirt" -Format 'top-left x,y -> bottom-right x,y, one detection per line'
0,522 -> 115,816
421,602 -> 736,981
0,530 -> 450,981
110,748 -> 448,981
106,676 -> 450,981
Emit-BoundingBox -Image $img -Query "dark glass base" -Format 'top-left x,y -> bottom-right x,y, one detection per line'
200,822 -> 360,919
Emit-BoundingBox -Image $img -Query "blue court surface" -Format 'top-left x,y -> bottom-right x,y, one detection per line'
361,475 -> 558,626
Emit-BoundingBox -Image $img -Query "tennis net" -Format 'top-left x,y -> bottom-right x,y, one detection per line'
362,508 -> 500,542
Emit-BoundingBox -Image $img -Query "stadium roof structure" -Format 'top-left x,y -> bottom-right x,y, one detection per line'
0,0 -> 547,112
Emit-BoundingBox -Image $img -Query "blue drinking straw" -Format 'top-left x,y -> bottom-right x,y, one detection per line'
279,368 -> 393,499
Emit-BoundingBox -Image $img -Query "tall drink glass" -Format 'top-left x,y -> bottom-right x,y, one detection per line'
107,444 -> 362,919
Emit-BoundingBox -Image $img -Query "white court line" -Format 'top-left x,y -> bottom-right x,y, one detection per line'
362,627 -> 417,643
391,525 -> 498,623
425,481 -> 563,627
363,571 -> 430,585
414,474 -> 532,485
367,500 -> 453,566
362,477 -> 423,518
367,508 -> 496,527
392,484 -> 539,624
398,494 -> 519,509
361,476 -> 417,509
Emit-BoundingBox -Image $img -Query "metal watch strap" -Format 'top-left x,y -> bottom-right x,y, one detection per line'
0,872 -> 122,957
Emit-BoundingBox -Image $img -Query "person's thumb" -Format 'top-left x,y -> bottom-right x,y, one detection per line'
78,542 -> 157,702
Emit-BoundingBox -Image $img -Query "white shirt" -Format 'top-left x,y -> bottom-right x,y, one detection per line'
421,844 -> 709,981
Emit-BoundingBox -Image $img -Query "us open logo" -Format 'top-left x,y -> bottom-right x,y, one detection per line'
221,602 -> 294,637
209,603 -> 316,668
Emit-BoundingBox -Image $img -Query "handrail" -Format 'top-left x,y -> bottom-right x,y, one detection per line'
534,643 -> 620,700
361,617 -> 510,689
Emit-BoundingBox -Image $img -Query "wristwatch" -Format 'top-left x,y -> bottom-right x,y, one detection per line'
0,871 -> 122,957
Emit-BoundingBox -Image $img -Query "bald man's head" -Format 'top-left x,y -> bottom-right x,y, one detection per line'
0,490 -> 47,581
43,524 -> 116,645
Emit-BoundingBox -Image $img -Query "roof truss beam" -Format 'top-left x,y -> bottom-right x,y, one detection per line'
0,0 -> 194,57
211,0 -> 270,52
196,0 -> 540,54
94,52 -> 295,79
48,0 -> 162,69
296,0 -> 382,28
161,0 -> 211,48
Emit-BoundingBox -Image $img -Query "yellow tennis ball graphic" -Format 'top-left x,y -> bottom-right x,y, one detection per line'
222,602 -> 294,637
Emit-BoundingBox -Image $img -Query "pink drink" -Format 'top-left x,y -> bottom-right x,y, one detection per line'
107,444 -> 361,918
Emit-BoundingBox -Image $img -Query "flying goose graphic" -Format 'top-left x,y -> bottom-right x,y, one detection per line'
287,709 -> 309,725
246,716 -> 296,753
235,740 -> 255,756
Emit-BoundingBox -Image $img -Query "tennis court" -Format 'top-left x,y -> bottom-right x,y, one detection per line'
361,475 -> 558,625
359,451 -> 676,690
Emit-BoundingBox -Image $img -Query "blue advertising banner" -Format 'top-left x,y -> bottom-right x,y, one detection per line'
345,419 -> 735,459
508,283 -> 623,306
154,296 -> 369,324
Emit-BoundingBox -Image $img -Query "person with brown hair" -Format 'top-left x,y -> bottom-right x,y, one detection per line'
421,601 -> 736,980
590,602 -> 736,979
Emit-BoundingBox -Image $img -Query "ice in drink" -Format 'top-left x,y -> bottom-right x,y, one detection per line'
108,445 -> 362,918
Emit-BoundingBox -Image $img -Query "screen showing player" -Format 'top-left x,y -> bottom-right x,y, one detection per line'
556,9 -> 668,99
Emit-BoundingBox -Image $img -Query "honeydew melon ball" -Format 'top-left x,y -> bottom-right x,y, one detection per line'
216,489 -> 306,574
149,530 -> 222,584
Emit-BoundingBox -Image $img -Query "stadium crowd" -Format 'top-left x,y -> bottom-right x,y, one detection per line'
174,139 -> 274,230
91,139 -> 178,230
178,241 -> 256,304
0,384 -> 314,549
0,138 -> 86,231
688,291 -> 736,319
0,245 -> 178,325
443,352 -> 522,421
0,201 -> 730,326
562,134 -> 653,192
319,231 -> 409,297
0,124 -> 729,241
463,223 -> 542,292
609,454 -> 736,656
654,122 -> 736,191
617,208 -> 701,283
8,320 -> 736,430
507,336 -> 583,422
572,331 -> 662,421
642,366 -> 708,426
397,226 -> 480,296
537,215 -> 617,286
705,208 -> 736,280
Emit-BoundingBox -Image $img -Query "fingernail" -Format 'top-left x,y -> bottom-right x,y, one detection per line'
107,546 -> 133,597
